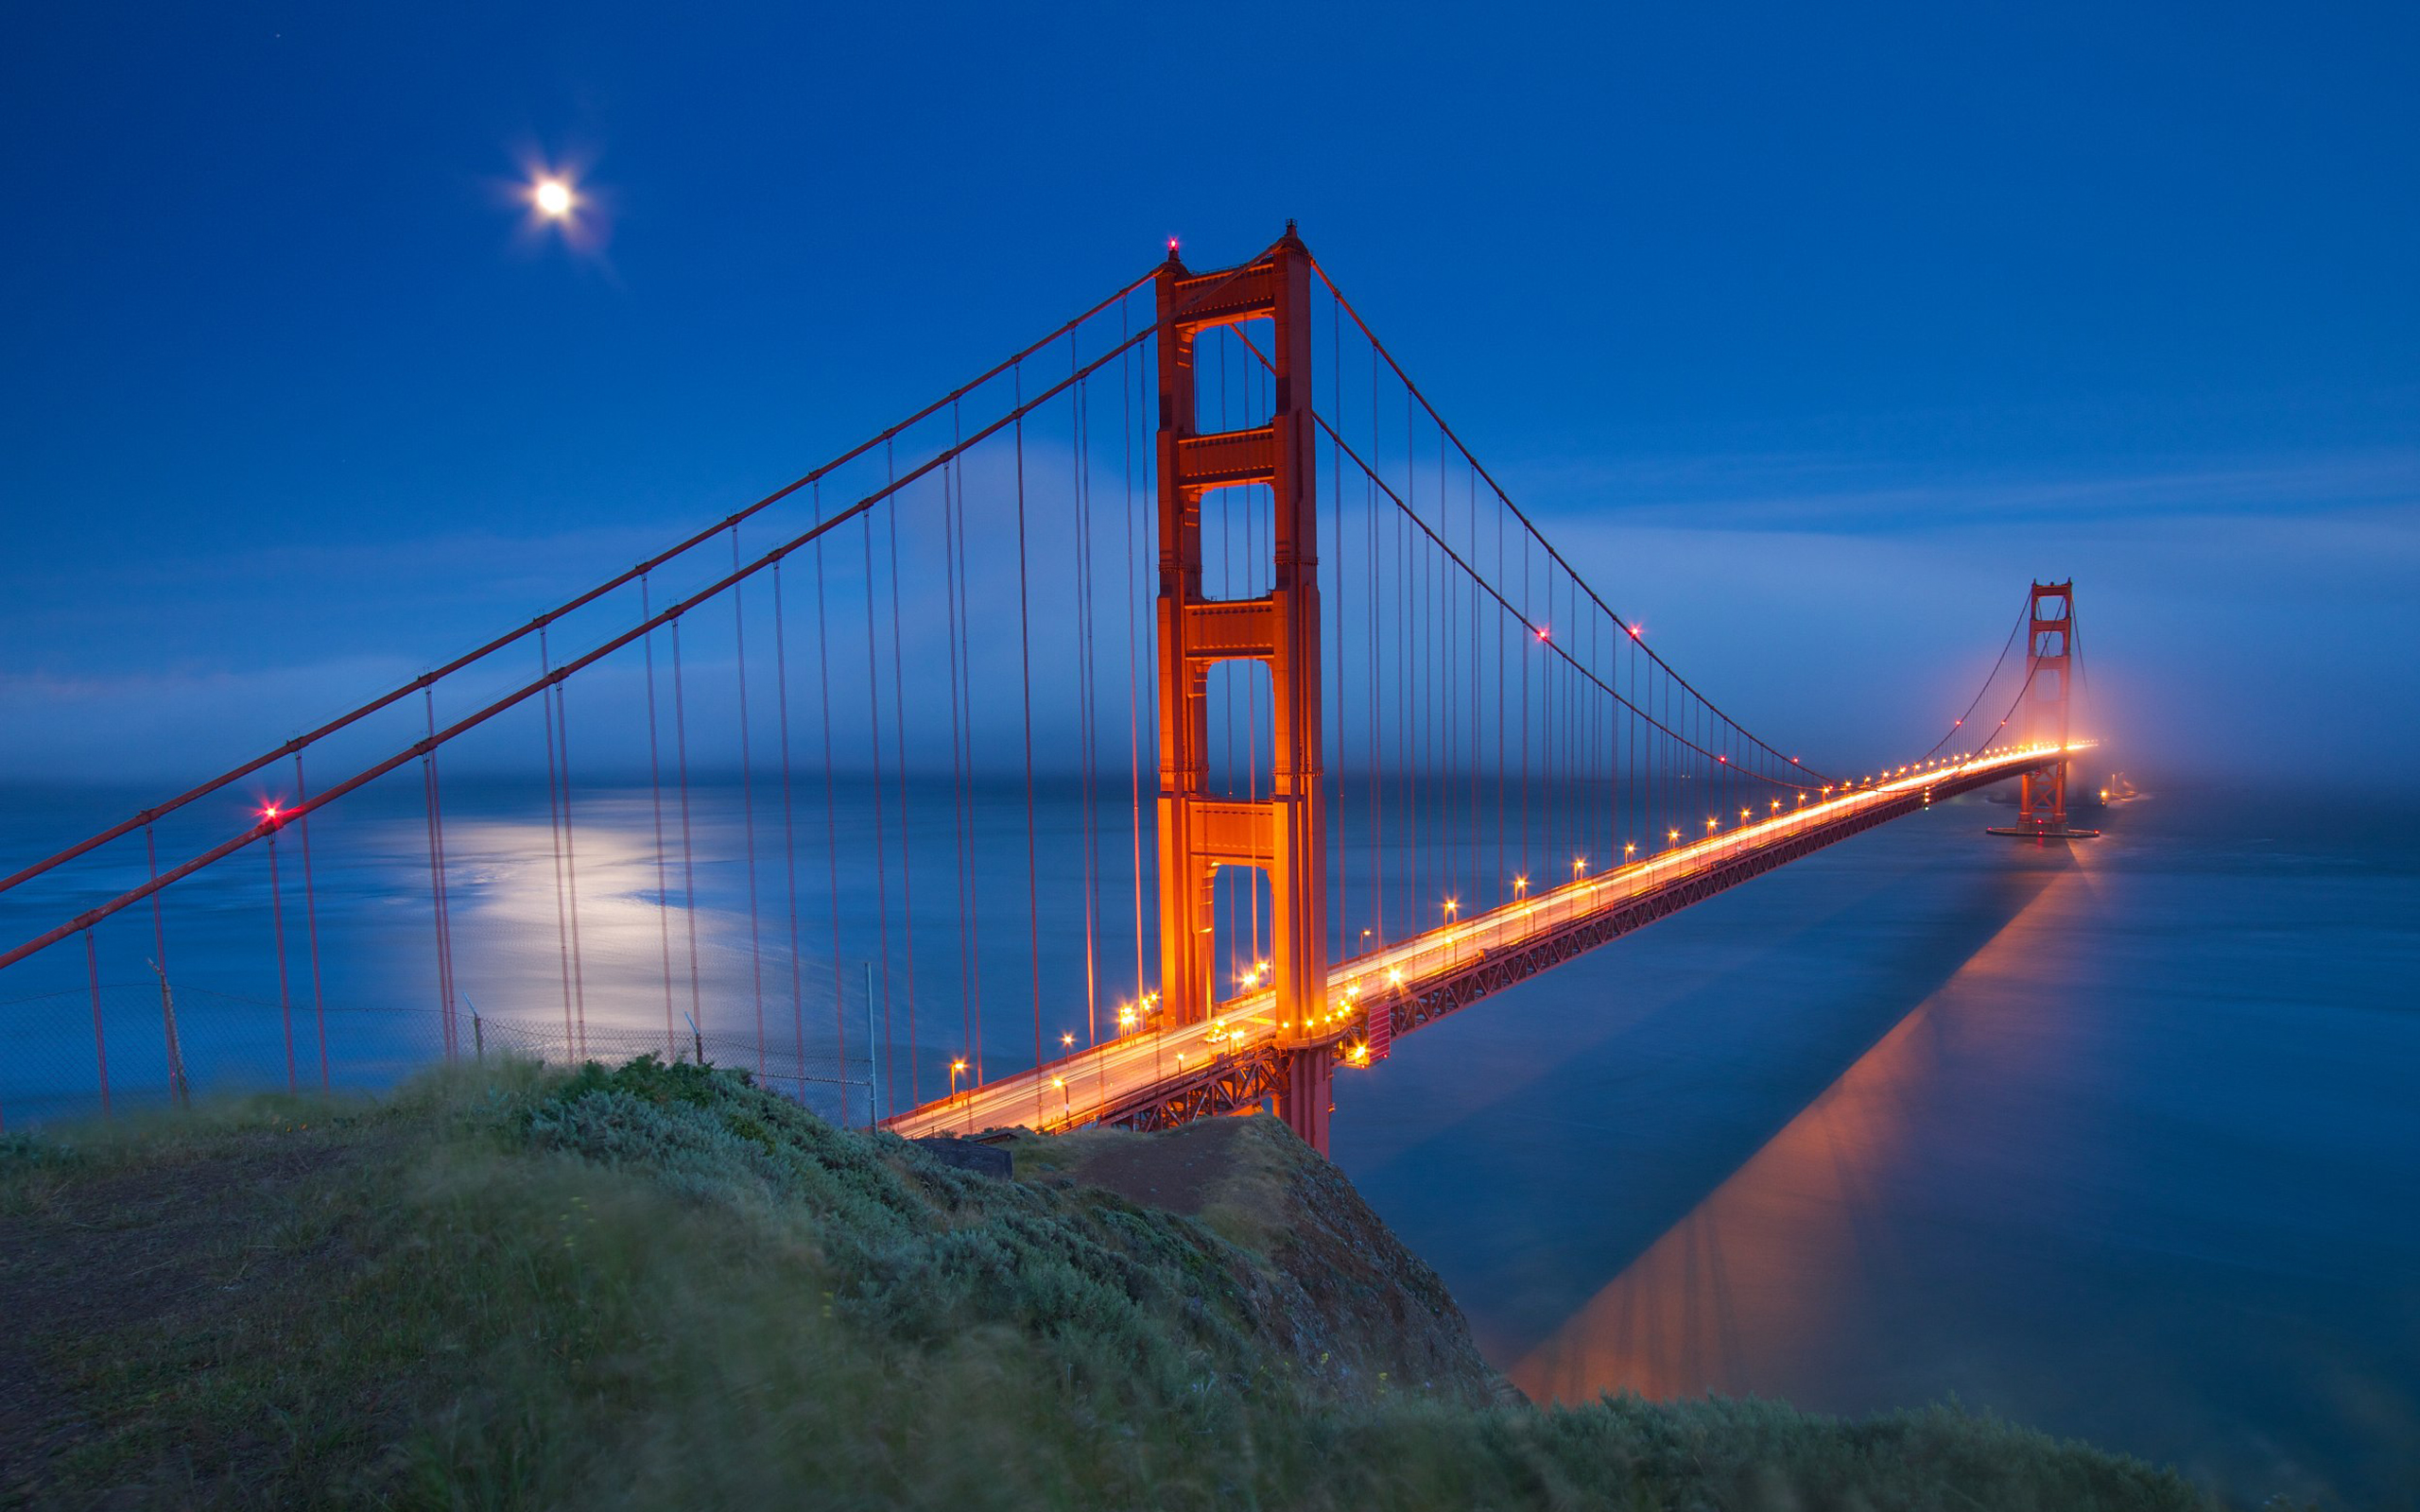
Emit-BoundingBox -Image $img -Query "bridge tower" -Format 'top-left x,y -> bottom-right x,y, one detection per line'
1998,577 -> 2101,839
1154,227 -> 1333,1152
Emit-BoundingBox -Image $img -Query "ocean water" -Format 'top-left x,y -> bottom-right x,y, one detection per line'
2,775 -> 2413,1503
1332,782 -> 2420,1506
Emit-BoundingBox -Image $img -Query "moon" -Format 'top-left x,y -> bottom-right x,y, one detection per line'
534,179 -> 573,218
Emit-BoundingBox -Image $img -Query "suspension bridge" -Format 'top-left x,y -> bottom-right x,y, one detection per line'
0,226 -> 2094,1152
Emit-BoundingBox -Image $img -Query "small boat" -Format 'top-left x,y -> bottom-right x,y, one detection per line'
2099,772 -> 2144,804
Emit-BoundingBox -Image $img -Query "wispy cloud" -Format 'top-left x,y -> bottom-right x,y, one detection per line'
1499,448 -> 2420,535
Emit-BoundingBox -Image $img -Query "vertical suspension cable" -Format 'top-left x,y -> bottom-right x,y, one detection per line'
642,576 -> 677,1057
942,450 -> 977,1073
885,451 -> 923,1099
268,816 -> 294,1091
1520,520 -> 1531,881
670,619 -> 703,1038
814,521 -> 851,1115
1122,319 -> 1147,1005
861,496 -> 895,1116
1437,429 -> 1450,918
733,526 -> 768,1078
555,677 -> 589,1058
1543,571 -> 1556,873
1466,462 -> 1481,906
1403,386 -> 1418,936
1480,493 -> 1500,895
541,629 -> 574,1047
1073,363 -> 1100,1046
1011,370 -> 1046,1101
772,560 -> 809,1100
422,688 -> 458,1057
948,420 -> 986,1079
1336,294 -> 1355,953
1369,340 -> 1385,942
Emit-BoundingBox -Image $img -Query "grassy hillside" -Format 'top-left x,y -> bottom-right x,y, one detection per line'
0,1057 -> 2224,1510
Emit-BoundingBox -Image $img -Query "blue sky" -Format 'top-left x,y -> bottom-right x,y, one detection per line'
3,1 -> 2412,783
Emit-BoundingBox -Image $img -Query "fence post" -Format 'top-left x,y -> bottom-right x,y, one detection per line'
85,930 -> 111,1119
149,959 -> 189,1108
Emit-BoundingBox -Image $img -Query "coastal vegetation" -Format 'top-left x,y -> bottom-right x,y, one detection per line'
0,1057 -> 2227,1509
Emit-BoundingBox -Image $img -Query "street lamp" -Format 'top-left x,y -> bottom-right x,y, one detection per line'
949,1058 -> 968,1101
1062,1031 -> 1075,1050
1051,1076 -> 1069,1124
1573,856 -> 1586,879
1624,840 -> 1637,861
1512,874 -> 1528,899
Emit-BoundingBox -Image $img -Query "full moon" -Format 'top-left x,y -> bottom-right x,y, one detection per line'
534,179 -> 573,218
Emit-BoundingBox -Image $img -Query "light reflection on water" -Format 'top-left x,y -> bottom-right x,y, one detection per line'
1332,785 -> 2420,1507
441,806 -> 750,1046
1511,866 -> 2081,1401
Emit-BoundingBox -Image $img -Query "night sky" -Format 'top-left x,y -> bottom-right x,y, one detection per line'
4,3 -> 2412,783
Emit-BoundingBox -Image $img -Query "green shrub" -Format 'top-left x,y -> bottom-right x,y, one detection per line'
0,1058 -> 2228,1512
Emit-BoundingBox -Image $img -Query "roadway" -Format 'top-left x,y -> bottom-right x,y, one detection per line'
883,740 -> 2087,1140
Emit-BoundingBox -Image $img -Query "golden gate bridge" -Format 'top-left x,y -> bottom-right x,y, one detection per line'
0,227 -> 2094,1150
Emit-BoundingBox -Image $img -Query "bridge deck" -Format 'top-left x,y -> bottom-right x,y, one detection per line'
884,742 -> 2084,1141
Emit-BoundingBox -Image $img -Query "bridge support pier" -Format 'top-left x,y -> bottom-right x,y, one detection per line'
1276,1044 -> 1333,1156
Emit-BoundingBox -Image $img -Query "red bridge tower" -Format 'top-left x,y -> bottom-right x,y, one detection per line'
1990,579 -> 2100,840
1153,228 -> 1333,1151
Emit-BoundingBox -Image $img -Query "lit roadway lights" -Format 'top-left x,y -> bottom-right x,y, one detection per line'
882,738 -> 2097,1142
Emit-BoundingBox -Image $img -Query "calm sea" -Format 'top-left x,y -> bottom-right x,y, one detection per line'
1335,782 -> 2420,1507
2,776 -> 2412,1503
